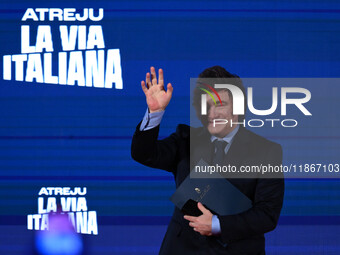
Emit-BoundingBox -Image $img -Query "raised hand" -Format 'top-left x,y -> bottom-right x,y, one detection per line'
141,67 -> 173,113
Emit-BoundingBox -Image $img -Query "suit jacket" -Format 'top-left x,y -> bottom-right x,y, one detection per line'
131,123 -> 284,255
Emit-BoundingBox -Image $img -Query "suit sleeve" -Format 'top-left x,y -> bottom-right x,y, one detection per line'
131,122 -> 183,173
218,143 -> 284,243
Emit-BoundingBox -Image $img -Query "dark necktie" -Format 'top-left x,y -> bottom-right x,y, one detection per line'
212,140 -> 228,165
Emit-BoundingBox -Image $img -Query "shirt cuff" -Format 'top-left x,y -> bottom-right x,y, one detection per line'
139,108 -> 165,131
211,215 -> 221,235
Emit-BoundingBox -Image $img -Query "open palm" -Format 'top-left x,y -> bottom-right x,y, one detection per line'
141,67 -> 173,113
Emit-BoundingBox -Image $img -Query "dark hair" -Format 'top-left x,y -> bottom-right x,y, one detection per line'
193,66 -> 246,122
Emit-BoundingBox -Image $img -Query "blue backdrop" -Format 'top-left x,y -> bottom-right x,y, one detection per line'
0,1 -> 339,254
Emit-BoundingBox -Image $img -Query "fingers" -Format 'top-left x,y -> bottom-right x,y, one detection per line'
184,215 -> 197,222
167,83 -> 173,96
197,202 -> 209,214
150,66 -> 157,85
192,225 -> 212,236
144,67 -> 169,92
146,72 -> 151,88
189,222 -> 198,228
185,207 -> 212,236
188,221 -> 202,233
141,81 -> 148,95
158,68 -> 164,86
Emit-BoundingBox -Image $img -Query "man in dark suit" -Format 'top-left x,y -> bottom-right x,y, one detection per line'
131,66 -> 284,255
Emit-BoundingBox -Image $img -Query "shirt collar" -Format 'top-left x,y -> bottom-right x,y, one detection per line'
210,125 -> 240,144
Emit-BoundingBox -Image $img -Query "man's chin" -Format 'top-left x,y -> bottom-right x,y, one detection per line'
207,126 -> 224,137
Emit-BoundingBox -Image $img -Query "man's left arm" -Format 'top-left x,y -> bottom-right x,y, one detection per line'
184,143 -> 284,241
217,143 -> 284,243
